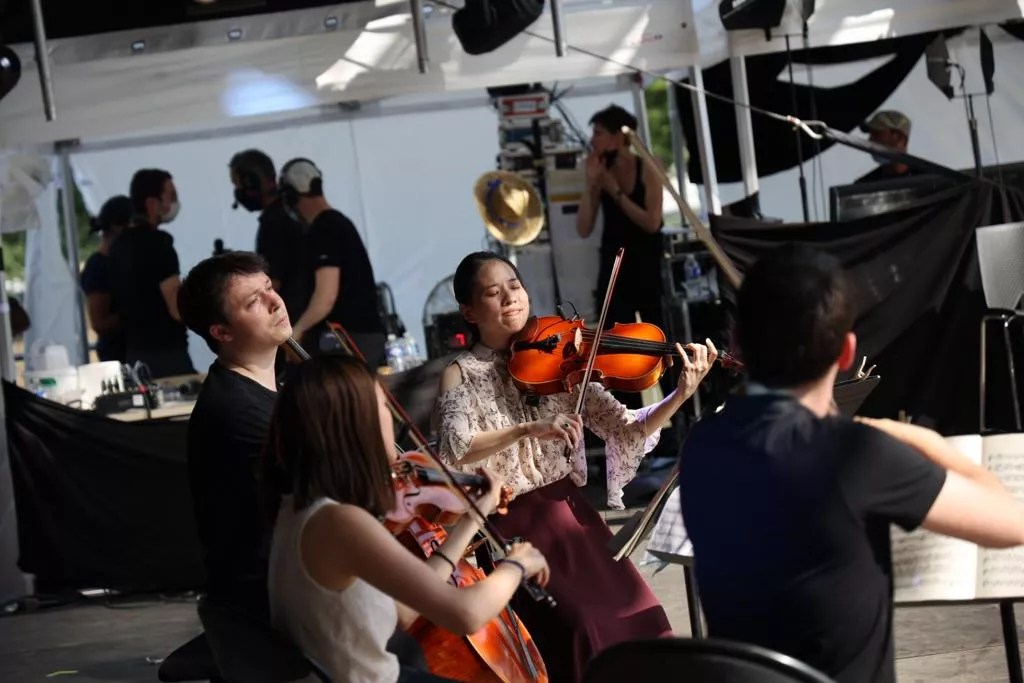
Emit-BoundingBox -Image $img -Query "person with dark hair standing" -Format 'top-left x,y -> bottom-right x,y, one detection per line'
576,104 -> 666,397
80,195 -> 132,362
179,251 -> 293,618
262,354 -> 549,683
108,168 -> 195,378
229,149 -> 308,319
434,246 -> 716,680
277,158 -> 386,368
680,243 -> 1024,683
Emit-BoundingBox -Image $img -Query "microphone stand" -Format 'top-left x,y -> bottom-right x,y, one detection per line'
950,61 -> 983,176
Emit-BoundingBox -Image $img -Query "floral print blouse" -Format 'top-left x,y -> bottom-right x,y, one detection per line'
433,344 -> 661,509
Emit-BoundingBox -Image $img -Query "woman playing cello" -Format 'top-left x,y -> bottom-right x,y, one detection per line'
260,354 -> 550,683
434,244 -> 717,682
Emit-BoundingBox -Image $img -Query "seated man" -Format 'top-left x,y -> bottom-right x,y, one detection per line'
680,244 -> 1024,683
179,252 -> 293,619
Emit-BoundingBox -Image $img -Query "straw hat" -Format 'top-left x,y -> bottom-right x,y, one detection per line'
472,171 -> 545,246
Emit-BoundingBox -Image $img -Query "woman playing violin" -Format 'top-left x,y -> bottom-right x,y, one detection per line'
434,250 -> 717,683
261,354 -> 550,683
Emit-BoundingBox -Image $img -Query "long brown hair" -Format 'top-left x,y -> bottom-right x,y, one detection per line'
260,355 -> 396,522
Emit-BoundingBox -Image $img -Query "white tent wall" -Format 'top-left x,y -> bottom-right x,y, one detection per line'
712,29 -> 1024,222
70,89 -> 632,374
22,162 -> 85,371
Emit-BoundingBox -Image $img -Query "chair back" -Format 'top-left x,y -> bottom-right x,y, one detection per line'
582,637 -> 837,683
976,222 -> 1024,311
198,599 -> 331,683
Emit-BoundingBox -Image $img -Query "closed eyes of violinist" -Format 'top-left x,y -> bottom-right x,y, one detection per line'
440,257 -> 717,465
261,356 -> 550,682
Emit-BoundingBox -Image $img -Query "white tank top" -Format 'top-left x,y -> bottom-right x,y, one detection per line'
268,496 -> 400,683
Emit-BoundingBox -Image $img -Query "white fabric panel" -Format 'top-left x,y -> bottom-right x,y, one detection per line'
0,0 -> 697,148
71,123 -> 364,372
22,160 -> 86,370
695,0 -> 1024,66
714,34 -> 1024,223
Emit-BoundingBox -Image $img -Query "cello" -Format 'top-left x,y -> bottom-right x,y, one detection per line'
287,329 -> 549,682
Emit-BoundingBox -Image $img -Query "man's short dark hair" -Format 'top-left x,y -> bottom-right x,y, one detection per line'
229,149 -> 276,184
737,243 -> 856,388
129,169 -> 172,215
179,252 -> 269,354
589,104 -> 638,135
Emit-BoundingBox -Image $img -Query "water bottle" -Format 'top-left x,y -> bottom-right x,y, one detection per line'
683,254 -> 701,281
385,334 -> 404,372
400,334 -> 421,369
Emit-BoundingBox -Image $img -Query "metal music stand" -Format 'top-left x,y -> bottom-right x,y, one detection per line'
976,222 -> 1024,432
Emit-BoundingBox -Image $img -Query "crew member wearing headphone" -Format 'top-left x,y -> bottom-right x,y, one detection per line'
228,149 -> 308,320
80,195 -> 132,363
278,158 -> 386,368
108,168 -> 196,378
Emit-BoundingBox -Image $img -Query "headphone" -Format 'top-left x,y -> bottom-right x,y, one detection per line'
278,157 -> 324,206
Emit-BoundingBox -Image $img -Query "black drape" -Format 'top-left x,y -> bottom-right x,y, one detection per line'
5,381 -> 204,593
677,31 -> 951,185
710,181 -> 1024,435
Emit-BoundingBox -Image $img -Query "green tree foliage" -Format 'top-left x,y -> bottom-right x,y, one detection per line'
645,79 -> 674,170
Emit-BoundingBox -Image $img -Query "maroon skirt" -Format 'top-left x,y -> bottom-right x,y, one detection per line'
491,477 -> 671,683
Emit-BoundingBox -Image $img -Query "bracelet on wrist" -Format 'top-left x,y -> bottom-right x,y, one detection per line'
499,559 -> 527,583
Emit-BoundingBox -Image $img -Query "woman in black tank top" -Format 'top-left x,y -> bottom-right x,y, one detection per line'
576,105 -> 666,334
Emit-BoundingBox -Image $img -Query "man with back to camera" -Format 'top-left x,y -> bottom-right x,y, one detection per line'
108,168 -> 196,378
80,194 -> 132,363
679,243 -> 1024,683
855,110 -> 916,184
277,157 -> 386,367
178,251 -> 293,618
228,149 -> 308,319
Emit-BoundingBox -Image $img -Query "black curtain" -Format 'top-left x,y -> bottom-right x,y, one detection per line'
709,181 -> 1024,435
6,381 -> 204,593
677,31 -> 952,185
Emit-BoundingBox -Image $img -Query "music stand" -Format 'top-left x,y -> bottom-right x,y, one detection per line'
833,375 -> 881,416
976,222 -> 1024,431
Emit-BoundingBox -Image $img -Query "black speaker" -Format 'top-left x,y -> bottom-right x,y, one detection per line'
925,34 -> 954,100
425,313 -> 472,360
718,0 -> 787,32
980,27 -> 995,96
453,0 -> 544,56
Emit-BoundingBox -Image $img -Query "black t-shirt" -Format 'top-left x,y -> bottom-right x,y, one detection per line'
304,208 -> 384,336
107,224 -> 189,357
187,361 -> 277,611
679,393 -> 946,683
855,164 -> 920,185
79,251 -> 127,362
255,199 -> 309,320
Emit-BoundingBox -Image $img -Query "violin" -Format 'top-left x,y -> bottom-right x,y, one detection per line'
386,451 -> 514,532
507,314 -> 745,397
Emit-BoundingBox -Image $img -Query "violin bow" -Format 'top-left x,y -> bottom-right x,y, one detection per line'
564,248 -> 625,461
287,326 -> 557,607
621,127 -> 743,290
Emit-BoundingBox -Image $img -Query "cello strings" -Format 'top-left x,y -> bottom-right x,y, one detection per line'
428,0 -> 827,142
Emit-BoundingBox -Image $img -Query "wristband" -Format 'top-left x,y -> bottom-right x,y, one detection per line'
499,559 -> 527,583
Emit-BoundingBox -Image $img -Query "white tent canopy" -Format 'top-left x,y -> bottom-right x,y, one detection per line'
0,0 -> 699,149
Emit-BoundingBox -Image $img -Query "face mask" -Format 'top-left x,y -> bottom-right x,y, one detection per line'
233,188 -> 263,212
161,201 -> 180,224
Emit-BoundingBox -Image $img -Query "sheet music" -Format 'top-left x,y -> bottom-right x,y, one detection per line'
977,434 -> 1024,599
645,488 -> 693,562
893,435 -> 982,603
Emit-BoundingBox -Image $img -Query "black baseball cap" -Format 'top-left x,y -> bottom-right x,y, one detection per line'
90,195 -> 134,233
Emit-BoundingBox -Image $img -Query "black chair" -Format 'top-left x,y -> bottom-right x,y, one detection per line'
198,599 -> 332,683
157,633 -> 219,682
582,637 -> 838,683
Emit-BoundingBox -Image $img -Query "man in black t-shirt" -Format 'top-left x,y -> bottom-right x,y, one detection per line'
277,157 -> 386,367
80,195 -> 131,362
179,251 -> 294,618
680,244 -> 1024,683
108,169 -> 195,378
228,149 -> 308,318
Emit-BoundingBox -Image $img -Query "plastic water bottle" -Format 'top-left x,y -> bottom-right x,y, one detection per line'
385,334 -> 404,372
683,254 -> 703,299
400,334 -> 421,368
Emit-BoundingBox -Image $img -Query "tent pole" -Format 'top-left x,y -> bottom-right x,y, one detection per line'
666,70 -> 694,205
687,66 -> 721,217
409,0 -> 429,74
551,0 -> 567,57
55,144 -> 90,364
729,53 -> 759,212
631,75 -> 652,145
29,0 -> 56,121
